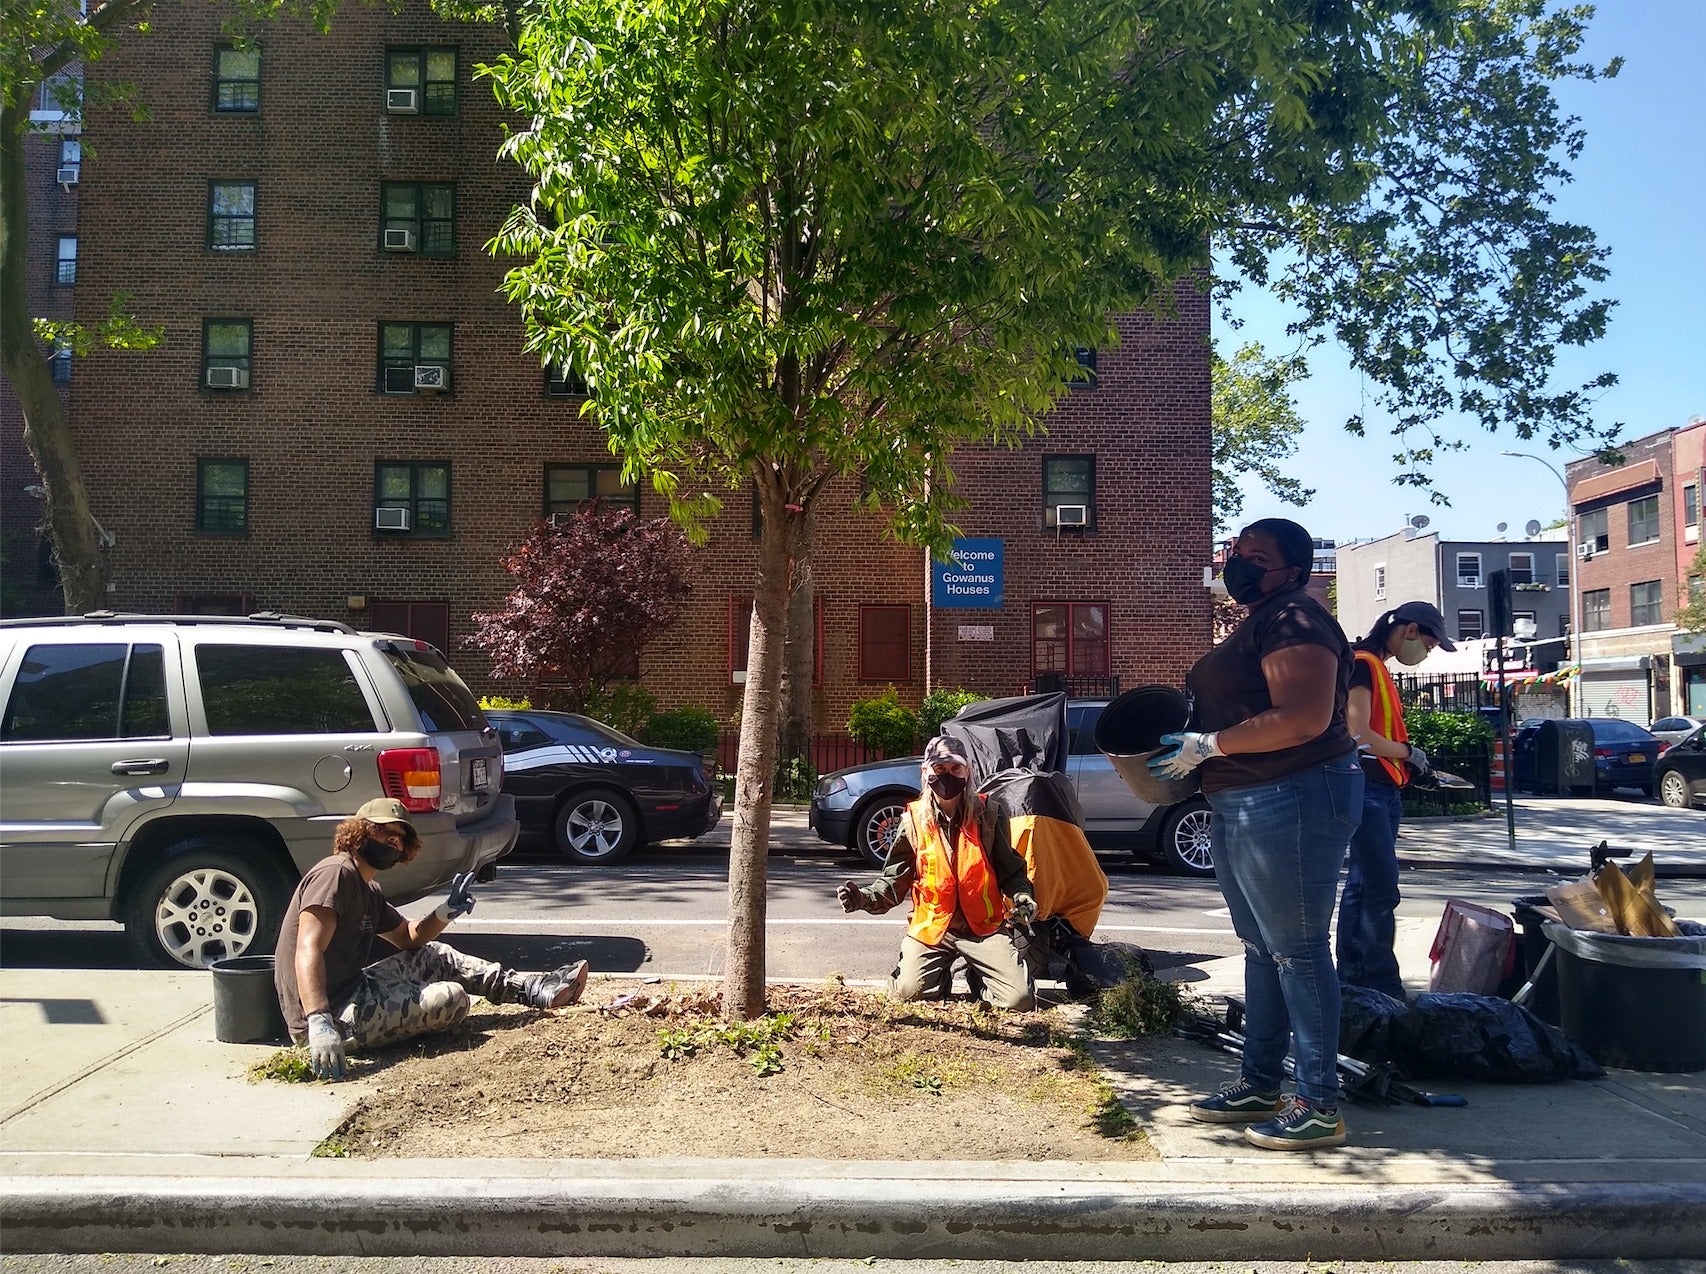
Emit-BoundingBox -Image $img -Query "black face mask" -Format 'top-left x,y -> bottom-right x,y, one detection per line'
359,838 -> 406,870
926,771 -> 967,800
1222,555 -> 1289,604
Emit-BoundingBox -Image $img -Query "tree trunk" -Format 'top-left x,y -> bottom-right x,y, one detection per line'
723,489 -> 795,1020
777,508 -> 815,780
1,101 -> 107,614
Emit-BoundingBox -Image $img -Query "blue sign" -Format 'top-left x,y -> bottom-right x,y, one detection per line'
932,538 -> 1004,610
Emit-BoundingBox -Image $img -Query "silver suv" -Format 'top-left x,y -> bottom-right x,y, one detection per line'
0,613 -> 518,968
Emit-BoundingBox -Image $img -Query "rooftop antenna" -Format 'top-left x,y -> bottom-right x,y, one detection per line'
1525,519 -> 1543,537
1496,521 -> 1508,535
1409,514 -> 1430,530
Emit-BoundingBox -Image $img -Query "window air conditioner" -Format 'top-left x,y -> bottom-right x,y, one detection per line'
386,88 -> 419,114
1458,576 -> 1481,588
57,166 -> 79,186
383,228 -> 417,252
1054,504 -> 1089,527
1576,542 -> 1594,560
205,366 -> 249,390
413,364 -> 447,392
547,511 -> 571,528
375,506 -> 412,532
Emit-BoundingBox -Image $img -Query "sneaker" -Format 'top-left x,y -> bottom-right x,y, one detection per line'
1244,1097 -> 1347,1150
1188,1079 -> 1283,1124
528,960 -> 590,1010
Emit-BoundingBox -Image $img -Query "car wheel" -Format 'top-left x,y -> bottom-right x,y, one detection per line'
852,794 -> 910,869
124,839 -> 292,970
1158,798 -> 1215,877
556,787 -> 640,864
1658,770 -> 1693,810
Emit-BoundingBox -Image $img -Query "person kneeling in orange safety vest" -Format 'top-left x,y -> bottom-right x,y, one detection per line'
835,734 -> 1038,1011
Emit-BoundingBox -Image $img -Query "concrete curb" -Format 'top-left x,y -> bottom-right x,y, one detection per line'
4,1170 -> 1705,1260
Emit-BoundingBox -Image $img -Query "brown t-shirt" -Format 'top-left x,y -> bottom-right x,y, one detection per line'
1187,586 -> 1356,794
274,854 -> 404,1038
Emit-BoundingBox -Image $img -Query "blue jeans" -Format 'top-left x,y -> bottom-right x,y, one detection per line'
1337,780 -> 1406,1001
1208,754 -> 1364,1108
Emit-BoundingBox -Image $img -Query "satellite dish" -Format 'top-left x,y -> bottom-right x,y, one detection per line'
1496,522 -> 1508,534
1409,514 -> 1430,530
1525,519 -> 1542,537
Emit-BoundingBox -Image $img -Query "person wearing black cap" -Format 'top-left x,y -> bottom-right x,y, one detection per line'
1336,601 -> 1456,1002
1147,517 -> 1362,1150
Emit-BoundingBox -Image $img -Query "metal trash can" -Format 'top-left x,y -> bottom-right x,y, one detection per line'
1537,719 -> 1595,796
210,954 -> 289,1044
1544,921 -> 1706,1072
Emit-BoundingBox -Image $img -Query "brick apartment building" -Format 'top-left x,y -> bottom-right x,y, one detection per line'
1567,417 -> 1706,723
2,4 -> 1214,731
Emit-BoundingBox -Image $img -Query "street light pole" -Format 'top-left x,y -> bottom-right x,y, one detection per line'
1500,449 -> 1579,714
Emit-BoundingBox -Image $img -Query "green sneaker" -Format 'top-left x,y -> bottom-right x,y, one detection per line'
1188,1079 -> 1283,1124
1245,1097 -> 1347,1150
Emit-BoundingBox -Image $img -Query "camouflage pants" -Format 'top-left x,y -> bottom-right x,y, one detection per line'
334,941 -> 530,1051
890,929 -> 1035,1012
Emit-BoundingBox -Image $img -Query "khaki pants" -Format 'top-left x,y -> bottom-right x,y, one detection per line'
890,929 -> 1035,1011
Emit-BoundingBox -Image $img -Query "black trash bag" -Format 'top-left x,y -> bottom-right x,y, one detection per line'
1028,917 -> 1144,999
1339,984 -> 1409,1067
1391,991 -> 1605,1082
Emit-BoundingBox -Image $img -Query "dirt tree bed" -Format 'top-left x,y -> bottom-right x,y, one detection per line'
313,980 -> 1156,1161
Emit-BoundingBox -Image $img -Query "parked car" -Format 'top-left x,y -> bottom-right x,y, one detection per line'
1510,716 -> 1661,797
0,613 -> 518,969
486,710 -> 723,864
1654,723 -> 1706,810
809,700 -> 1214,876
1651,715 -> 1706,747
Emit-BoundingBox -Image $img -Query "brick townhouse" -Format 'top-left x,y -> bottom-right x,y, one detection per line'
4,3 -> 1213,731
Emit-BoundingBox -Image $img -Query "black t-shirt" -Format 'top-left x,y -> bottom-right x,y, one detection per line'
1186,586 -> 1356,794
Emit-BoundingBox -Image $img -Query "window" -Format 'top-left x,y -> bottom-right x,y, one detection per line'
59,138 -> 80,176
49,343 -> 71,385
213,45 -> 260,112
729,595 -> 823,685
1455,552 -> 1482,587
1689,574 -> 1704,602
175,592 -> 251,615
375,461 -> 450,536
858,605 -> 911,682
33,72 -> 80,125
1065,346 -> 1097,389
1042,455 -> 1094,529
1628,495 -> 1661,546
1507,552 -> 1534,585
381,182 -> 454,255
1630,580 -> 1663,627
1581,508 -> 1609,553
1555,554 -> 1570,588
208,181 -> 256,250
1581,588 -> 1610,632
202,319 -> 252,389
368,601 -> 450,655
544,362 -> 588,397
1513,610 -> 1536,638
1374,565 -> 1387,599
1,643 -> 168,742
196,646 -> 376,735
387,48 -> 457,116
1456,609 -> 1483,641
381,643 -> 487,731
196,459 -> 248,534
1032,602 -> 1109,678
378,321 -> 452,393
1686,484 -> 1699,535
543,464 -> 637,517
55,236 -> 76,284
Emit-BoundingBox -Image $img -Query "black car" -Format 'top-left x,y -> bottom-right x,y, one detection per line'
1655,724 -> 1706,810
486,710 -> 723,863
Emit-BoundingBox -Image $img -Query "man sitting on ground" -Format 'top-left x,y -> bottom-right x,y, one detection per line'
275,798 -> 589,1081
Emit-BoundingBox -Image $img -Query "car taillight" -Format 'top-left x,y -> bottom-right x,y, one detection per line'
378,747 -> 443,812
1594,746 -> 1613,760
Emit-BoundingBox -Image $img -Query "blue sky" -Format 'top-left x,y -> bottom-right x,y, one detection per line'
1223,0 -> 1706,547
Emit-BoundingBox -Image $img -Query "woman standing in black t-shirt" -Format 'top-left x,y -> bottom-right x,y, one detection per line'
1147,518 -> 1363,1151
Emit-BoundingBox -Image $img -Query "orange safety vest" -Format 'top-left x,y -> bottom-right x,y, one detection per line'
901,794 -> 1006,945
1355,648 -> 1410,788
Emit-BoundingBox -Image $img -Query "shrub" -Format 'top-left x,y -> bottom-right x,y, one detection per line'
642,705 -> 721,755
775,754 -> 817,802
582,683 -> 659,738
1408,709 -> 1494,754
479,695 -> 532,711
847,687 -> 919,758
920,687 -> 985,739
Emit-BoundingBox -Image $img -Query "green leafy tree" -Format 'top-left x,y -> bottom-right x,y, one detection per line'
920,688 -> 985,740
1676,544 -> 1706,633
1211,341 -> 1314,537
847,689 -> 919,760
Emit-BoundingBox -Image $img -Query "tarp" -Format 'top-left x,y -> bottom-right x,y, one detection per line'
941,692 -> 1068,779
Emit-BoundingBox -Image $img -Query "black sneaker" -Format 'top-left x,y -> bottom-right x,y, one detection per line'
1245,1097 -> 1347,1150
1188,1079 -> 1283,1124
528,960 -> 590,1009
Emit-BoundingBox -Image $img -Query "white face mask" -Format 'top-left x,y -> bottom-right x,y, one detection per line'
1396,637 -> 1430,666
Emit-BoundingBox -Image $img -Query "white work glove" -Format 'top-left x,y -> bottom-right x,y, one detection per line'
306,1011 -> 346,1082
1406,743 -> 1432,775
1147,731 -> 1223,780
433,870 -> 477,923
1009,892 -> 1038,926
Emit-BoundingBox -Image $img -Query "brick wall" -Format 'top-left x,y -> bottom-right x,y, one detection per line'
1568,430 -> 1677,633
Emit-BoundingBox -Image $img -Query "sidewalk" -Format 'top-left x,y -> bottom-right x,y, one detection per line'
3,917 -> 1703,1261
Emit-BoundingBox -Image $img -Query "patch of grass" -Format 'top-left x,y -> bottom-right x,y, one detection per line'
1090,1080 -> 1142,1140
311,1134 -> 352,1158
248,1048 -> 314,1083
1087,960 -> 1200,1038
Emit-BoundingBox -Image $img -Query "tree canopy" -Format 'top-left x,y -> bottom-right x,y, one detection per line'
1211,341 -> 1314,536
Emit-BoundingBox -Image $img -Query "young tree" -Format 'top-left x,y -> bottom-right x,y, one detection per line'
1211,341 -> 1314,537
468,507 -> 697,712
485,0 -> 1616,1018
1676,544 -> 1706,633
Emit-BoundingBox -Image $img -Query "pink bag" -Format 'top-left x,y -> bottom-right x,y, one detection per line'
1427,899 -> 1517,995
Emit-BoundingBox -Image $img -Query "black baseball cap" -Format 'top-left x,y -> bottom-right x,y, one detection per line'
1390,600 -> 1457,651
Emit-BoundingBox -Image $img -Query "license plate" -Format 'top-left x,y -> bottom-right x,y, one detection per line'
471,758 -> 489,788
1627,753 -> 1645,765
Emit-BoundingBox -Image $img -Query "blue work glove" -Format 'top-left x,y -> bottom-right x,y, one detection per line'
1009,892 -> 1038,926
1406,743 -> 1431,775
1147,731 -> 1223,780
433,870 -> 477,923
306,1011 -> 346,1082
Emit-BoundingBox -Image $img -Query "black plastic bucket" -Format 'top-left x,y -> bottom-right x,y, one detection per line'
211,954 -> 289,1044
1094,685 -> 1198,805
1545,921 -> 1706,1072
